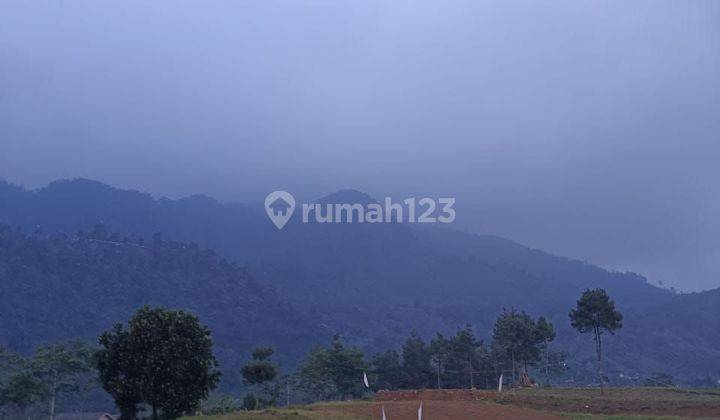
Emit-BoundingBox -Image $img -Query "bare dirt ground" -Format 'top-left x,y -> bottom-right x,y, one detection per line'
326,399 -> 562,420
189,388 -> 720,419
199,400 -> 561,420
376,387 -> 720,418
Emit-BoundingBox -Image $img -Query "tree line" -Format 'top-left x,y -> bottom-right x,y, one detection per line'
1,288 -> 624,419
289,310 -> 561,403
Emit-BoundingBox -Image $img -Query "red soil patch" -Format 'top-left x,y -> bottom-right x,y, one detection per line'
330,400 -> 562,420
375,389 -> 494,402
373,388 -> 720,418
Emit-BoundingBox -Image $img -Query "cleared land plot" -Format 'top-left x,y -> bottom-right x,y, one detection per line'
377,387 -> 720,418
189,400 -> 560,420
185,388 -> 720,419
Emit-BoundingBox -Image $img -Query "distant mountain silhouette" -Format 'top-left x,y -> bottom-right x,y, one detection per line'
1,178 -> 718,385
316,189 -> 378,205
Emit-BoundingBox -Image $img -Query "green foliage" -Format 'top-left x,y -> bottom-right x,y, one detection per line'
96,306 -> 221,419
369,350 -> 402,391
242,347 -> 280,409
0,223 -> 311,397
2,371 -> 43,410
400,332 -> 434,389
429,327 -> 492,389
492,309 -> 555,381
295,335 -> 366,401
242,393 -> 258,411
364,323 -> 557,392
570,289 -> 623,335
200,394 -> 241,415
546,351 -> 568,377
536,316 -> 557,385
449,327 -> 492,389
1,343 -> 97,418
31,341 -> 96,419
0,347 -> 25,404
243,347 -> 278,385
242,364 -> 278,386
570,288 -> 623,392
536,316 -> 556,343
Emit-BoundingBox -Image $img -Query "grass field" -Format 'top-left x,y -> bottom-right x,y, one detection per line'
185,402 -> 373,420
492,387 -> 720,418
184,388 -> 720,420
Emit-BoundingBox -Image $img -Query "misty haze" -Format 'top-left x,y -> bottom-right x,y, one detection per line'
1,1 -> 719,420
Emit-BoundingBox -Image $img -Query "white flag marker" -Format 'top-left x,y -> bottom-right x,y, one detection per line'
363,371 -> 370,388
418,401 -> 423,420
382,405 -> 387,420
498,373 -> 504,392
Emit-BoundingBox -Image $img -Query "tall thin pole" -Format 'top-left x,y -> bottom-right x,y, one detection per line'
437,360 -> 441,389
545,338 -> 550,386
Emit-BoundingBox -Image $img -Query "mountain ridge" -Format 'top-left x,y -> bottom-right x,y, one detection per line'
1,178 -> 717,385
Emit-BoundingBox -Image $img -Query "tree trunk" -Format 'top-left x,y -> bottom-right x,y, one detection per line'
545,338 -> 550,386
49,377 -> 57,420
152,404 -> 158,420
594,326 -> 604,395
49,391 -> 55,420
436,360 -> 441,389
469,360 -> 474,389
511,350 -> 516,383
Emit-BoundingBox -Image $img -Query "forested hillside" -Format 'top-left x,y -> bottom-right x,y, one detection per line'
1,179 -> 719,385
0,224 -> 320,391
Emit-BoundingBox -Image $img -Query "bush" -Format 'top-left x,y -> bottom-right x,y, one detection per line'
242,393 -> 258,411
201,394 -> 240,415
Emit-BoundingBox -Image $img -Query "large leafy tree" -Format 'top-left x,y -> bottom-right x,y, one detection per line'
31,341 -> 95,420
295,335 -> 366,401
569,288 -> 623,393
492,309 -> 548,381
241,347 -> 279,409
0,347 -> 41,419
2,372 -> 44,417
96,306 -> 221,419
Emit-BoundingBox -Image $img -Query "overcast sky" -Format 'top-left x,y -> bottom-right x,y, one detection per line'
1,1 -> 718,291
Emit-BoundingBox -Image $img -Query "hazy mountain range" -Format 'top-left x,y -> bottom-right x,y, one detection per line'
1,178 -> 718,387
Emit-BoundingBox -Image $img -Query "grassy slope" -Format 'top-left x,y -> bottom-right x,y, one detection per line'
183,402 -> 371,420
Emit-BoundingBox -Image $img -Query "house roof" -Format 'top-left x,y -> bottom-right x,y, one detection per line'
55,413 -> 116,420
